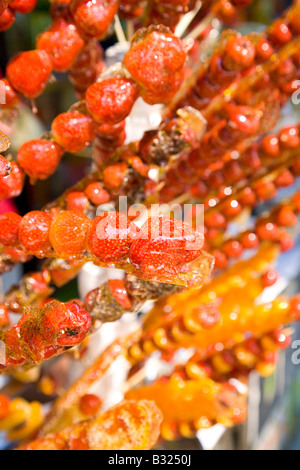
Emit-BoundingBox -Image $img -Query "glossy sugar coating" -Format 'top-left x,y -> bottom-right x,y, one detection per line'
86,212 -> 135,262
0,78 -> 18,108
129,216 -> 204,278
51,111 -> 97,153
17,139 -> 63,181
0,212 -> 21,246
37,19 -> 85,72
0,162 -> 24,199
20,400 -> 162,450
49,210 -> 91,256
19,211 -> 52,254
125,374 -> 245,432
70,0 -> 119,39
85,78 -> 139,125
1,300 -> 92,367
123,25 -> 187,104
7,50 -> 53,98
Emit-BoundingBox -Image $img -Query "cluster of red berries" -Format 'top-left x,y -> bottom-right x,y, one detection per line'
0,24 -> 188,187
211,189 -> 300,268
0,299 -> 92,368
0,210 -> 205,282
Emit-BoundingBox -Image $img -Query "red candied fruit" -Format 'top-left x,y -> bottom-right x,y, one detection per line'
0,304 -> 9,327
70,0 -> 119,39
262,269 -> 279,287
223,35 -> 256,71
49,210 -> 91,256
123,25 -> 187,105
37,19 -> 84,72
129,216 -> 204,278
42,300 -> 91,346
7,50 -> 53,99
276,206 -> 298,227
222,240 -> 243,258
84,182 -> 110,206
66,191 -> 89,212
241,231 -> 259,249
19,211 -> 52,254
85,78 -> 139,125
108,279 -> 133,310
17,139 -> 63,181
0,161 -> 24,199
256,221 -> 279,241
86,212 -> 137,262
0,8 -> 15,32
0,212 -> 21,246
8,0 -> 37,13
0,79 -> 19,108
103,162 -> 128,190
0,155 -> 10,178
79,394 -> 102,417
51,112 -> 97,153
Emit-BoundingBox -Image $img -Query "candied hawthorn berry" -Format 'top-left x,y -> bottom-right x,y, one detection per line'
226,105 -> 261,136
276,206 -> 298,227
255,39 -> 274,62
0,155 -> 10,178
7,50 -> 53,99
42,300 -> 91,346
123,25 -> 187,105
84,182 -> 110,206
269,21 -> 292,46
241,231 -> 259,249
275,170 -> 294,188
0,8 -> 15,32
108,279 -> 133,310
70,0 -> 119,39
51,112 -> 97,153
0,79 -> 19,108
255,181 -> 277,201
290,295 -> 300,319
0,303 -> 9,327
9,0 -> 37,13
0,212 -> 21,246
85,78 -> 139,125
223,35 -> 256,71
37,19 -> 84,72
279,232 -> 294,252
256,222 -> 279,241
222,240 -> 243,258
19,211 -> 52,254
279,126 -> 300,149
66,191 -> 89,212
79,394 -> 102,417
205,212 -> 226,229
129,216 -> 204,277
0,161 -> 24,199
86,212 -> 135,262
103,162 -> 128,190
262,269 -> 279,287
17,139 -> 63,181
49,210 -> 91,256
